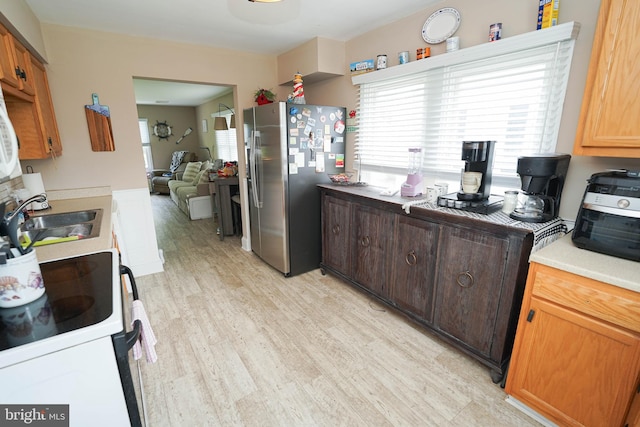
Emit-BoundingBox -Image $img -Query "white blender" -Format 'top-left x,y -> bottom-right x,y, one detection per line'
400,148 -> 424,197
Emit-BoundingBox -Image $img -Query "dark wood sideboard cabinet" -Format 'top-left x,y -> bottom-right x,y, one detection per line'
319,185 -> 535,381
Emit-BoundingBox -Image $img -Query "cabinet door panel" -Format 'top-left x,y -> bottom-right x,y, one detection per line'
11,38 -> 35,96
508,297 -> 640,427
30,58 -> 62,157
0,23 -> 20,88
390,216 -> 439,321
434,228 -> 508,356
321,195 -> 351,275
352,205 -> 393,296
574,0 -> 640,157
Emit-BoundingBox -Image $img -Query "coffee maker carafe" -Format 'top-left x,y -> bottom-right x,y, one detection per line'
510,153 -> 571,223
457,141 -> 495,201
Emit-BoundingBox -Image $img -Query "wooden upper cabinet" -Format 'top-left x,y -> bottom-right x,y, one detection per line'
11,38 -> 35,96
0,23 -> 21,89
574,0 -> 640,157
28,57 -> 62,158
3,53 -> 62,160
0,23 -> 35,95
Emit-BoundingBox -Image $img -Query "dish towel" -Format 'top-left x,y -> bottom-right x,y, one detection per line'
131,299 -> 158,363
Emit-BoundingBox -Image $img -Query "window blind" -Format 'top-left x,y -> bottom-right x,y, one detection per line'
355,35 -> 576,189
138,118 -> 154,172
214,113 -> 238,162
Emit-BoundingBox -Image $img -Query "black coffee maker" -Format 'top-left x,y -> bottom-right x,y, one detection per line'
510,153 -> 571,223
457,140 -> 496,201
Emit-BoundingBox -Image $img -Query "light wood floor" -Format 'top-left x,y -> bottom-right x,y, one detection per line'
134,194 -> 540,426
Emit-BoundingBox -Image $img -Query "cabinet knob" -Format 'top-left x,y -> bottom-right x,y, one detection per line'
332,224 -> 341,235
456,271 -> 474,288
360,236 -> 370,247
405,250 -> 417,266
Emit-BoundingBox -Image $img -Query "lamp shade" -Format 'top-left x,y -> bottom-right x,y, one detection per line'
214,117 -> 228,131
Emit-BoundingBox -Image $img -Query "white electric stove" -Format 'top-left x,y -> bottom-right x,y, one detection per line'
0,249 -> 142,426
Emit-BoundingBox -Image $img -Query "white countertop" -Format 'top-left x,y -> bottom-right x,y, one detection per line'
530,233 -> 640,293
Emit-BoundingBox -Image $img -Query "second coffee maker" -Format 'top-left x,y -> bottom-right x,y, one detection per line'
457,140 -> 496,201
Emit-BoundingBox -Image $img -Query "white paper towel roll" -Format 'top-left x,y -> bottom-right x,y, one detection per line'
22,172 -> 48,210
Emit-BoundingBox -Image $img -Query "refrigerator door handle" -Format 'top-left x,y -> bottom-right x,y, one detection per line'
250,130 -> 263,208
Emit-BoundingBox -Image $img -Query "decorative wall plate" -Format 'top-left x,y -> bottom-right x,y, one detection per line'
422,8 -> 461,44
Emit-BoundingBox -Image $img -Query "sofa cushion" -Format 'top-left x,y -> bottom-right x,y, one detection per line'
182,162 -> 202,184
168,179 -> 193,192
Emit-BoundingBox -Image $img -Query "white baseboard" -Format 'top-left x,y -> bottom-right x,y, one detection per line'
505,395 -> 558,427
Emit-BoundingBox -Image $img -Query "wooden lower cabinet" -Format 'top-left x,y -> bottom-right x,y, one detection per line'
433,227 -> 508,359
321,194 -> 351,276
320,187 -> 533,380
351,204 -> 394,297
389,215 -> 439,321
506,263 -> 640,426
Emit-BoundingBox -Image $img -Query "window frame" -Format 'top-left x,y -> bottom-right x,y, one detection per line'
352,22 -> 580,192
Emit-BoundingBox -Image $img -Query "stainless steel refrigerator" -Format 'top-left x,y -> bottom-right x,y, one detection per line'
245,102 -> 347,277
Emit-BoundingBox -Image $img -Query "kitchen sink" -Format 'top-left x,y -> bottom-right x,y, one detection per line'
20,209 -> 103,244
22,209 -> 100,230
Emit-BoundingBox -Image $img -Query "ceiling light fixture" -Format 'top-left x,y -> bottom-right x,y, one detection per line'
248,0 -> 282,3
213,104 -> 236,130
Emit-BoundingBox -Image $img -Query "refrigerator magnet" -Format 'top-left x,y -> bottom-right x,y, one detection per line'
289,163 -> 299,174
302,108 -> 311,117
320,115 -> 326,123
290,116 -> 297,124
324,136 -> 332,152
315,156 -> 325,173
324,124 -> 331,135
290,128 -> 299,136
330,113 -> 336,121
336,154 -> 345,167
334,120 -> 345,134
307,117 -> 316,127
289,137 -> 297,145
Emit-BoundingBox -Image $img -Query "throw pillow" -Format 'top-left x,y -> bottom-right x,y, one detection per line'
169,151 -> 188,172
182,161 -> 202,184
192,170 -> 204,185
197,169 -> 211,185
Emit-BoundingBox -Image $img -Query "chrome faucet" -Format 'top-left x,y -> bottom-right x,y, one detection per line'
0,193 -> 47,255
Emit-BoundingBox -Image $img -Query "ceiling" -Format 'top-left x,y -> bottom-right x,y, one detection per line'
132,78 -> 232,107
25,0 -> 444,106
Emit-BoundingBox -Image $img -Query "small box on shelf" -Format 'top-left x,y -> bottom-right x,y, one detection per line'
537,0 -> 560,30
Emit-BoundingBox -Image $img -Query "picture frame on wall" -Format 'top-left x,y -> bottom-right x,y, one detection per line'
202,119 -> 208,133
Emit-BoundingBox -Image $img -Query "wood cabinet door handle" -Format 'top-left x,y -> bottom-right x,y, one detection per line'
360,236 -> 370,247
405,250 -> 417,266
332,224 -> 341,235
456,271 -> 474,288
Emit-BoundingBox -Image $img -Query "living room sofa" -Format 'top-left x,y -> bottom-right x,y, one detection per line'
150,151 -> 197,194
167,160 -> 213,220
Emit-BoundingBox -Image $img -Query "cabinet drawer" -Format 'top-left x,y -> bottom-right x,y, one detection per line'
531,264 -> 640,333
